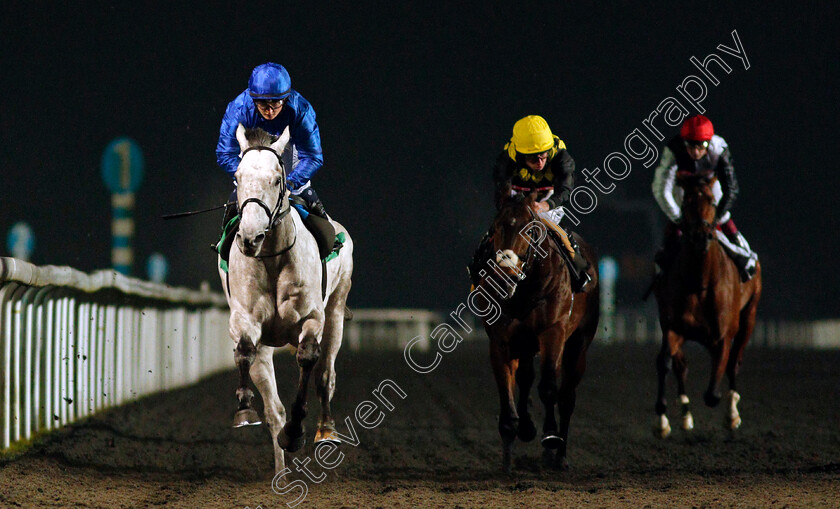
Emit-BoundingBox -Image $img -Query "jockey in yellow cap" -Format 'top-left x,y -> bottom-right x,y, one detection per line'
470,115 -> 591,292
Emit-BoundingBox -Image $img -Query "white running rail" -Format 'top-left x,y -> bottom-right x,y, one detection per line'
0,257 -> 229,451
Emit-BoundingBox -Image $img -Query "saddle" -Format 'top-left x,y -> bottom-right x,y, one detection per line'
538,217 -> 591,292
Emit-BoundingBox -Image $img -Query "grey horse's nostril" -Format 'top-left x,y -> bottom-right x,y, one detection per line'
254,233 -> 265,244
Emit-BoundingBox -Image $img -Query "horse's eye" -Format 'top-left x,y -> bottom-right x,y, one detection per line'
275,177 -> 283,186
509,219 -> 516,227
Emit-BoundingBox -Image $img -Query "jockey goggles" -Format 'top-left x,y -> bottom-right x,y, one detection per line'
684,139 -> 709,148
254,98 -> 285,110
524,151 -> 550,163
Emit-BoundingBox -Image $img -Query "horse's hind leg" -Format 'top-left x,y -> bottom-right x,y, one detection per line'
314,296 -> 346,444
279,315 -> 323,453
515,356 -> 537,443
251,343 -> 287,473
232,316 -> 262,427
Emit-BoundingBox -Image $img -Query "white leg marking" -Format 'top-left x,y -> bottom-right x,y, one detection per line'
727,390 -> 742,430
655,414 -> 672,439
678,394 -> 694,430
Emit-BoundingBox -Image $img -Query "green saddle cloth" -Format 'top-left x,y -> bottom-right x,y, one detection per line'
216,216 -> 346,273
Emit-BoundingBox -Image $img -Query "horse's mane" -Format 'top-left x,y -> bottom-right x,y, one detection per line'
500,190 -> 536,211
244,127 -> 279,148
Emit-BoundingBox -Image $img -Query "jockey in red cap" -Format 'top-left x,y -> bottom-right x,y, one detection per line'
652,115 -> 758,281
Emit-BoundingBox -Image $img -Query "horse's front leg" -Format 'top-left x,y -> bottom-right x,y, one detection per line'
515,355 -> 537,443
313,296 -> 346,445
721,296 -> 758,431
489,330 -> 518,473
279,314 -> 323,453
654,329 -> 680,438
554,331 -> 588,471
231,312 -> 263,427
672,348 -> 694,431
537,323 -> 566,462
704,334 -> 732,408
250,343 -> 287,473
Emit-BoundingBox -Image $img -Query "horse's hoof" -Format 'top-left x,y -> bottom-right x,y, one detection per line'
728,415 -> 742,430
555,455 -> 570,471
502,455 -> 513,474
517,419 -> 537,442
314,427 -> 342,446
279,423 -> 306,452
502,442 -> 513,473
654,414 -> 671,439
681,412 -> 695,431
704,391 -> 722,408
232,409 -> 262,428
541,448 -> 555,468
540,434 -> 564,450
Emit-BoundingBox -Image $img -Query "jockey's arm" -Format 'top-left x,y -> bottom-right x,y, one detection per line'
546,149 -> 575,209
216,99 -> 247,178
714,145 -> 739,221
285,99 -> 324,191
652,147 -> 682,222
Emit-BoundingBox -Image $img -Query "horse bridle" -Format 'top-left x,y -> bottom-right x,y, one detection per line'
238,145 -> 297,257
516,207 -> 541,279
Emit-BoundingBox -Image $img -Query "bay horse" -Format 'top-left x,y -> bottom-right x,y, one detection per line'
653,171 -> 761,438
220,124 -> 353,474
476,192 -> 599,472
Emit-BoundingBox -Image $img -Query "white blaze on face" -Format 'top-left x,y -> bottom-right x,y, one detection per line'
496,249 -> 520,269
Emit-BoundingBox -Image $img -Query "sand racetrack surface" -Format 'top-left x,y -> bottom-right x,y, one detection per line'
1,340 -> 838,508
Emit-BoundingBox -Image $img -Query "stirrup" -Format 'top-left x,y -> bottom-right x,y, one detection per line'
572,270 -> 591,292
740,256 -> 757,281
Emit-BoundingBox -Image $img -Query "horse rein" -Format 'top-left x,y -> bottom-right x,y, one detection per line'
238,145 -> 297,257
515,207 -> 541,280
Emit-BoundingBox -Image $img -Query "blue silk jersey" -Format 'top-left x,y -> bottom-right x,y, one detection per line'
216,89 -> 323,190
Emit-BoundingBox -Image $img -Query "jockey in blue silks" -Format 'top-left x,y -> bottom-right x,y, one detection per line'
216,62 -> 328,221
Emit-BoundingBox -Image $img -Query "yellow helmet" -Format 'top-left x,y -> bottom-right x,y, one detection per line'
506,115 -> 564,160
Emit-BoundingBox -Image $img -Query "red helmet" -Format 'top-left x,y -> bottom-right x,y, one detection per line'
680,115 -> 714,141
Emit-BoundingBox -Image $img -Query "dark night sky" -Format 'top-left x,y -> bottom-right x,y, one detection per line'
1,3 -> 838,319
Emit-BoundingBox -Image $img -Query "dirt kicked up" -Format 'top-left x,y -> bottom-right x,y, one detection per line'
1,341 -> 838,508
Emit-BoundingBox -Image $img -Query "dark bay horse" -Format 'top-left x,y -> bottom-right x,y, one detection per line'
476,193 -> 599,472
653,171 -> 762,437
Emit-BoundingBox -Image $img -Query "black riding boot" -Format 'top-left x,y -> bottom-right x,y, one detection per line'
298,187 -> 328,219
567,234 -> 591,292
221,194 -> 238,229
654,222 -> 681,275
468,230 -> 493,286
213,189 -> 240,265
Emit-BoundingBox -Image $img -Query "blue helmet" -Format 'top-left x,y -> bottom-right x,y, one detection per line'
248,63 -> 292,100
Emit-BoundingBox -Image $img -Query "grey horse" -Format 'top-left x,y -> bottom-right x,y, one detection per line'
219,124 -> 353,474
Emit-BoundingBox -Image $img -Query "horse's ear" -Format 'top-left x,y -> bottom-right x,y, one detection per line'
271,126 -> 291,154
235,123 -> 249,151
